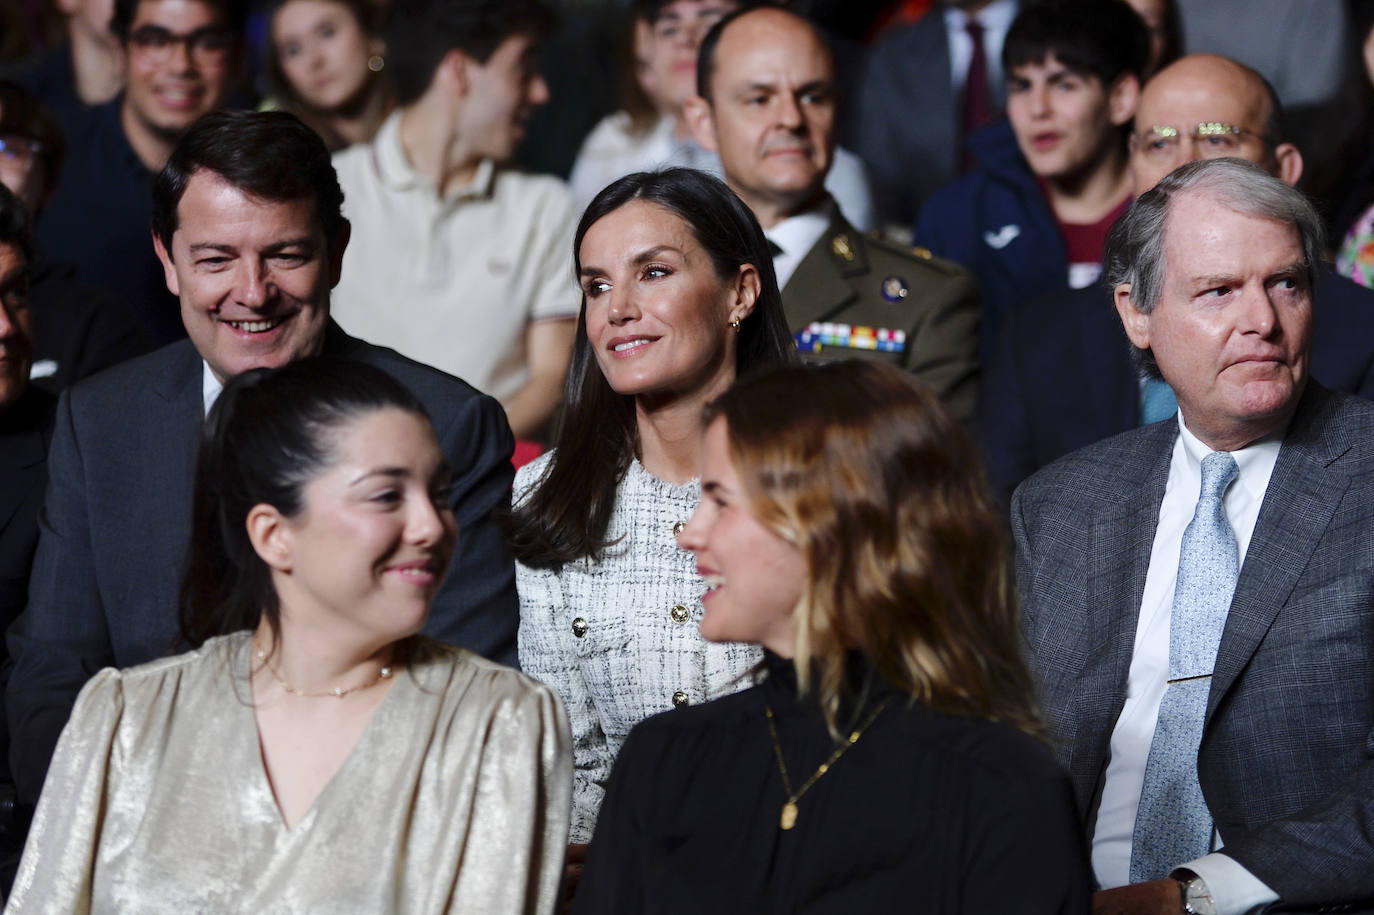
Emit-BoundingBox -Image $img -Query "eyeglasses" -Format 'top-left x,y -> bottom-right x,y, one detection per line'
126,24 -> 234,64
1131,122 -> 1274,162
0,137 -> 42,169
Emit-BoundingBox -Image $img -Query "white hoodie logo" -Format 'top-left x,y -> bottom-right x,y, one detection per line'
983,224 -> 1021,249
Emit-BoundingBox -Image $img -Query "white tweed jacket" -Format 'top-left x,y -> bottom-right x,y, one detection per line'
514,453 -> 762,842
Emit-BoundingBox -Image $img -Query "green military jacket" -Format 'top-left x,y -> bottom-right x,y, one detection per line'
783,210 -> 981,421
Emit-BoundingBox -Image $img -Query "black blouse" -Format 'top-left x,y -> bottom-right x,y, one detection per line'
573,652 -> 1090,914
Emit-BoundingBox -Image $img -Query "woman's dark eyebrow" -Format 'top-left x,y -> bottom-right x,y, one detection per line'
349,467 -> 408,486
580,245 -> 684,277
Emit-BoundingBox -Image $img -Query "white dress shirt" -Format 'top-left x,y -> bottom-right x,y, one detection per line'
202,362 -> 222,416
944,0 -> 1019,99
1092,415 -> 1281,912
765,200 -> 834,291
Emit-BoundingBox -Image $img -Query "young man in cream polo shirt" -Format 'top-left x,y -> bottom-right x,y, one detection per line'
330,0 -> 577,439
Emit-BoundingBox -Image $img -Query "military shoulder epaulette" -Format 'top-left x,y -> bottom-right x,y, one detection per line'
865,231 -> 964,275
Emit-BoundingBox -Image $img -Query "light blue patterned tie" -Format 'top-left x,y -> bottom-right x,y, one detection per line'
1129,451 -> 1239,883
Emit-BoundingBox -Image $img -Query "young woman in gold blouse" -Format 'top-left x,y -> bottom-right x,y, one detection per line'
8,358 -> 570,913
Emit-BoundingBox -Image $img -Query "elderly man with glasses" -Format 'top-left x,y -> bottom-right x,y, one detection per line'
977,53 -> 1374,507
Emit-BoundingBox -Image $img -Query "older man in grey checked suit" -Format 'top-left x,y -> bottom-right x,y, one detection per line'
1014,157 -> 1374,915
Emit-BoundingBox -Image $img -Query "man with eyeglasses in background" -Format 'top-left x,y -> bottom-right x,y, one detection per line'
977,53 -> 1374,507
0,82 -> 146,394
34,0 -> 244,349
0,183 -> 53,894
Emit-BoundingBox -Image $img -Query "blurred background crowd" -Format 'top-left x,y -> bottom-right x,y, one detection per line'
6,1 -> 1374,908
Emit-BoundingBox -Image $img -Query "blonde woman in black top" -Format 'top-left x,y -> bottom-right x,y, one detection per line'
575,360 -> 1090,914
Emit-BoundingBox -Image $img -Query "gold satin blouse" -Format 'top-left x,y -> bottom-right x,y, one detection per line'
6,633 -> 572,914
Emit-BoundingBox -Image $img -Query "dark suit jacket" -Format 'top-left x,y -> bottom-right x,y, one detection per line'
6,325 -> 518,805
29,252 -> 149,395
1012,383 -> 1374,907
784,209 -> 981,420
852,7 -> 1017,229
0,388 -> 55,641
980,272 -> 1374,505
0,387 -> 55,793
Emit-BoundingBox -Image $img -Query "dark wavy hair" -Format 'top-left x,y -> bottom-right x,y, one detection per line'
385,0 -> 556,106
1002,0 -> 1150,88
111,0 -> 248,41
705,361 -> 1045,740
265,0 -> 396,152
151,110 -> 347,259
178,357 -> 431,650
506,168 -> 795,568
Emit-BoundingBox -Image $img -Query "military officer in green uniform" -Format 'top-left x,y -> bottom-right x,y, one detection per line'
685,4 -> 981,420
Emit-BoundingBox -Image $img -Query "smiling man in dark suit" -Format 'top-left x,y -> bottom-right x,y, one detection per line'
1015,157 -> 1374,914
6,110 -> 519,815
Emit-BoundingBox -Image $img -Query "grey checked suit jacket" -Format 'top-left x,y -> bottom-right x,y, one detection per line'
5,324 -> 519,807
1012,382 -> 1374,908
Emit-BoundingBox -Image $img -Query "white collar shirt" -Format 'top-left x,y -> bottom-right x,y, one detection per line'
202,361 -> 222,416
765,199 -> 834,291
1092,413 -> 1281,911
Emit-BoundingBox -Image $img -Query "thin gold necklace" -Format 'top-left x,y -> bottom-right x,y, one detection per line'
254,639 -> 394,699
764,697 -> 891,830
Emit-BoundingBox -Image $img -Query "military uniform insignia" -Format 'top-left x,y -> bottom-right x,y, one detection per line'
881,276 -> 909,302
831,234 -> 855,262
795,322 -> 906,354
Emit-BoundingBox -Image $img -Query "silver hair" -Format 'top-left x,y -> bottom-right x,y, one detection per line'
1103,157 -> 1325,378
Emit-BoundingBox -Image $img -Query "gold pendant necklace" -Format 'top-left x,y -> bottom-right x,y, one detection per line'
764,697 -> 890,831
254,640 -> 395,699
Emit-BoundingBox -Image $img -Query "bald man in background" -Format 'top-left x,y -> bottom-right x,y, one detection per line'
978,53 -> 1374,506
687,6 -> 981,419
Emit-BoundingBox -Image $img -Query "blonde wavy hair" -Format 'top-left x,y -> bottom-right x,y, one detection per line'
704,361 -> 1044,740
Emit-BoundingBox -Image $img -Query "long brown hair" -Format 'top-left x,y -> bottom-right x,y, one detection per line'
265,0 -> 396,151
506,168 -> 795,568
705,361 -> 1045,739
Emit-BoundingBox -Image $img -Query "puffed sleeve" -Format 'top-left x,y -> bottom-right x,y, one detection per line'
444,675 -> 572,915
6,668 -> 125,913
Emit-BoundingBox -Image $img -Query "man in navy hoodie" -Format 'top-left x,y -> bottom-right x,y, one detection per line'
914,0 -> 1149,360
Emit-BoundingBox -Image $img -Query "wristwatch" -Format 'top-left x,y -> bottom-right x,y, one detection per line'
1174,872 -> 1218,915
